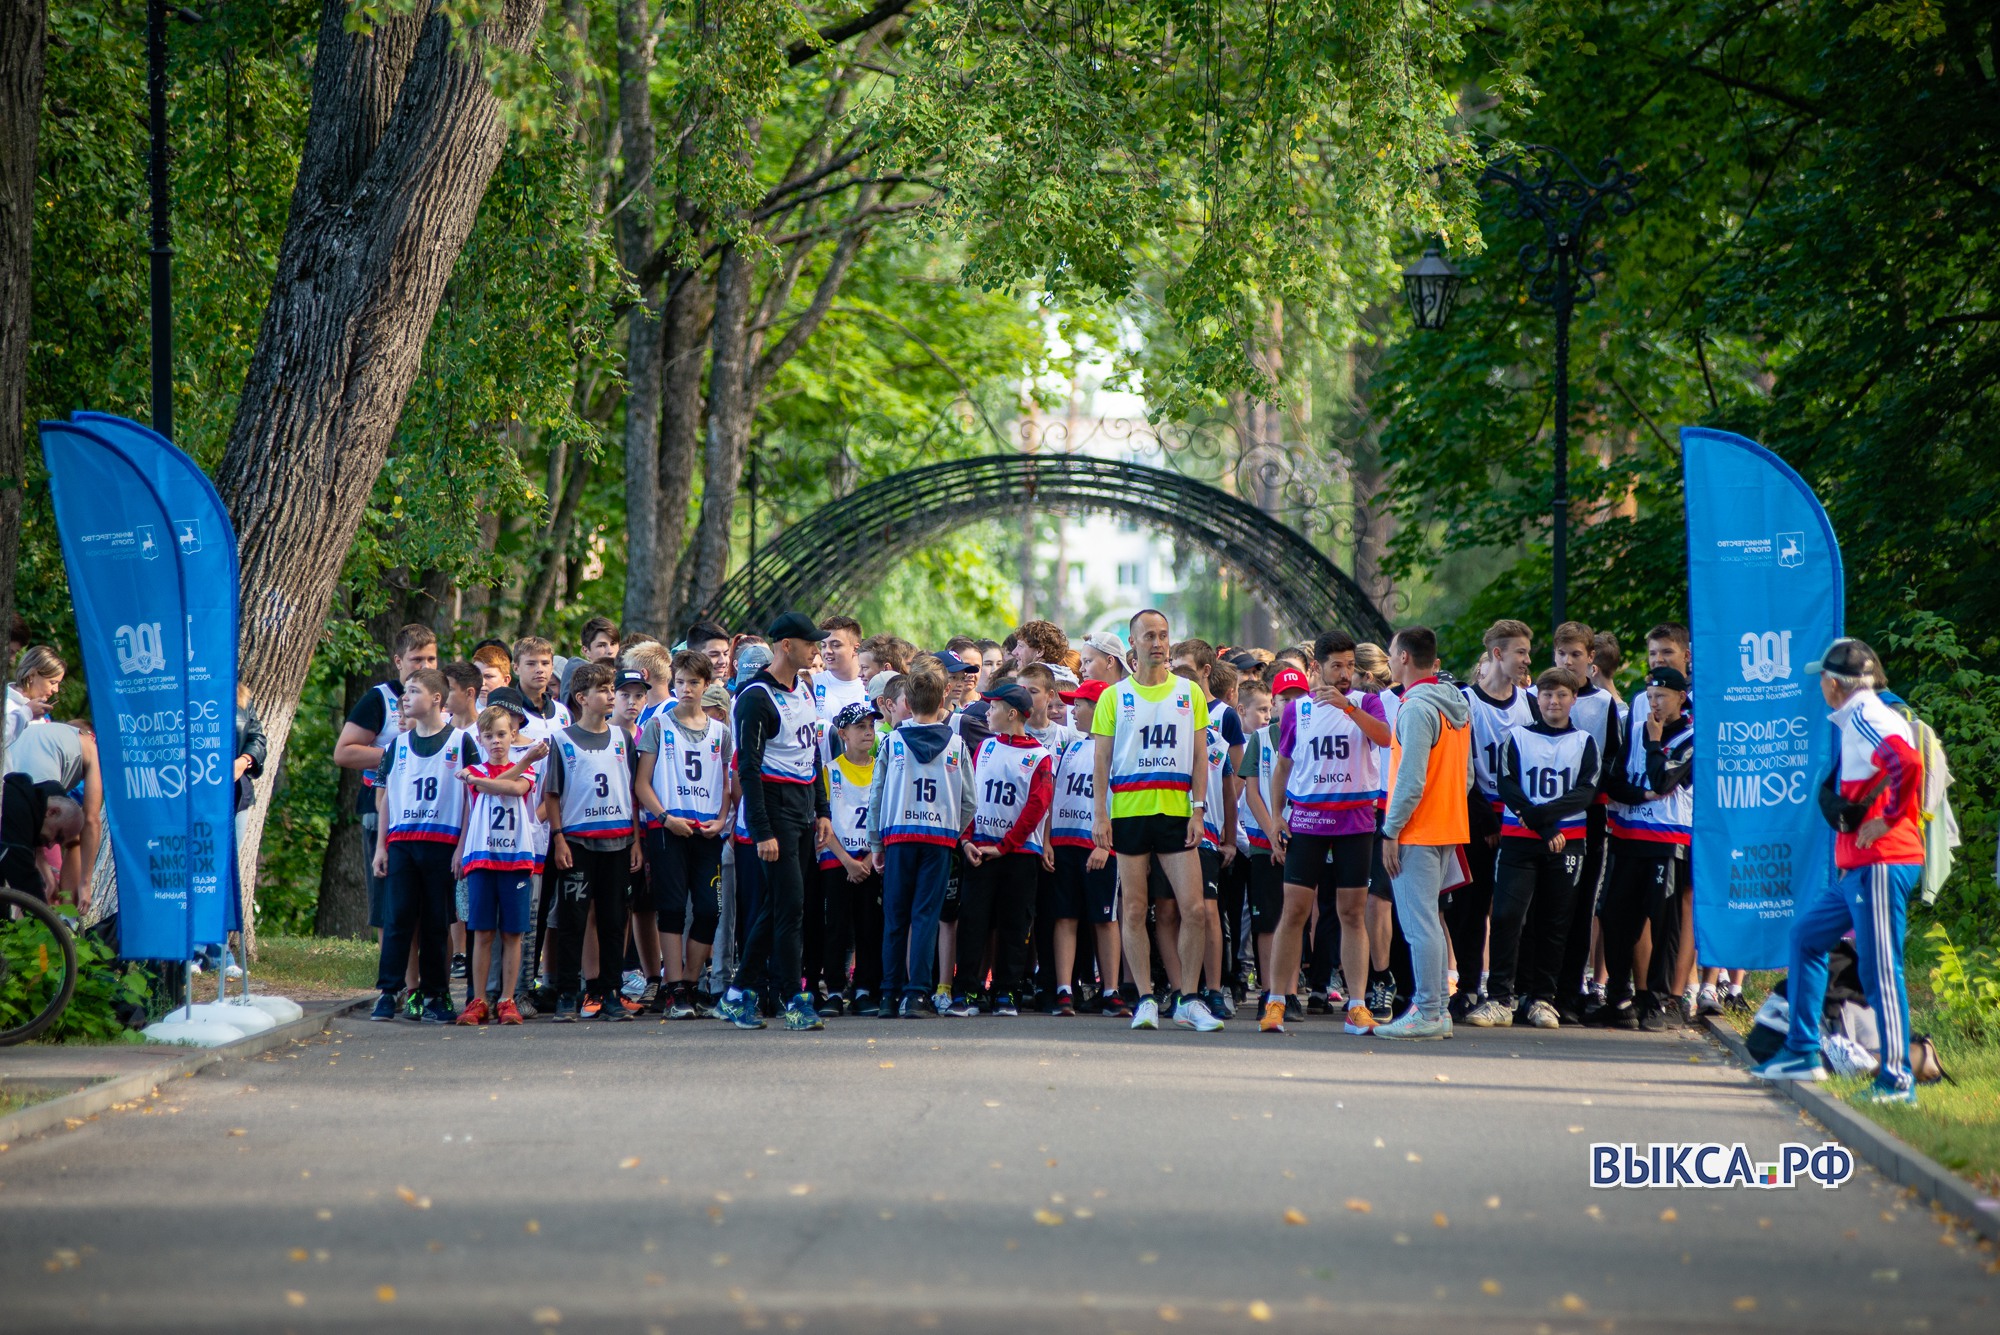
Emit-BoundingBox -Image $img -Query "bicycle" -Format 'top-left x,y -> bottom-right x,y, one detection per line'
0,883 -> 80,1046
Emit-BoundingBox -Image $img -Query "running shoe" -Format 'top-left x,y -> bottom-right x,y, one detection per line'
1101,994 -> 1133,1019
1130,997 -> 1161,1030
1326,975 -> 1346,1007
783,993 -> 825,1031
932,985 -> 952,1012
1696,984 -> 1723,1016
456,997 -> 490,1027
1370,1007 -> 1449,1040
1597,1001 -> 1639,1031
619,995 -> 645,1014
1283,994 -> 1305,1025
1722,989 -> 1753,1017
1865,1083 -> 1917,1105
1638,1000 -> 1668,1033
993,995 -> 1020,1018
403,989 -> 424,1021
901,994 -> 935,1020
1259,998 -> 1286,1033
1464,999 -> 1514,1027
1524,999 -> 1562,1030
1055,992 -> 1077,1018
369,991 -> 398,1022
851,989 -> 874,1017
419,997 -> 457,1025
1681,987 -> 1699,1022
622,970 -> 648,1000
1343,1003 -> 1378,1035
666,986 -> 697,1020
1204,989 -> 1235,1021
596,994 -> 636,1022
1749,1051 -> 1826,1082
944,995 -> 980,1018
821,992 -> 847,1017
1305,990 -> 1331,1015
551,993 -> 582,1023
580,997 -> 602,1019
1447,990 -> 1478,1022
714,990 -> 763,1029
496,999 -> 524,1025
646,985 -> 671,1016
1172,995 -> 1224,1032
450,953 -> 468,980
1365,979 -> 1396,1015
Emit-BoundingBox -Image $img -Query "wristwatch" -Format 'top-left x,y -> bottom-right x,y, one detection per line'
1190,799 -> 1206,810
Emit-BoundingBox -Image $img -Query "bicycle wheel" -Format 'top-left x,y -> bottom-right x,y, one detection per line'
0,884 -> 80,1046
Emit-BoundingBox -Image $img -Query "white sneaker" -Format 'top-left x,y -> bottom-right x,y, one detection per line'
1696,984 -> 1723,1016
1464,999 -> 1514,1027
1130,997 -> 1160,1031
1172,995 -> 1224,1032
1524,999 -> 1561,1029
1371,1007 -> 1451,1041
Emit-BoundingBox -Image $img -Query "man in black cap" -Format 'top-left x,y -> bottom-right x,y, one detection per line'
716,611 -> 835,1031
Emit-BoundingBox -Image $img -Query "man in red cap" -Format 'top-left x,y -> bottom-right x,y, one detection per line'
1049,678 -> 1125,1017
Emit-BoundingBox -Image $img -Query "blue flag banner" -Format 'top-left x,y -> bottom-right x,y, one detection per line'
39,416 -> 237,958
1681,426 -> 1843,970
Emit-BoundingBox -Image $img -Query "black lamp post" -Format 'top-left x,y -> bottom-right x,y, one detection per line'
1401,144 -> 1639,632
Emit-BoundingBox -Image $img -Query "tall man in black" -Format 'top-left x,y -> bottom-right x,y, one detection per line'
716,613 -> 835,1032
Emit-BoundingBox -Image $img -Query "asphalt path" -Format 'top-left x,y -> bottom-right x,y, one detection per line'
2,1010 -> 1994,1333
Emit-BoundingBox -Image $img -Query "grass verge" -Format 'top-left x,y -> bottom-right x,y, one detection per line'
189,935 -> 378,1004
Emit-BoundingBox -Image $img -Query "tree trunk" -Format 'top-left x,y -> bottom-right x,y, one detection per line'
310,671 -> 373,938
654,266 -> 709,629
518,429 -> 591,634
680,244 -> 754,619
214,0 -> 546,884
0,0 -> 46,781
614,0 -> 664,636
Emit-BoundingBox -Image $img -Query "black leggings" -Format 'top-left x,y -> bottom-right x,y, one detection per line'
1444,832 -> 1499,1000
551,843 -> 630,1001
378,841 -> 455,999
1488,840 -> 1584,1006
730,812 -> 816,999
648,828 -> 723,945
1599,847 -> 1682,1008
955,851 -> 1039,1000
806,862 -> 880,994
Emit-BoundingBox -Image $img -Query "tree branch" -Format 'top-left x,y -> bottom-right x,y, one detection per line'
787,0 -> 913,67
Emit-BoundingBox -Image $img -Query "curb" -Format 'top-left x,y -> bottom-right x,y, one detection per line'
0,997 -> 368,1146
1701,1015 -> 2000,1244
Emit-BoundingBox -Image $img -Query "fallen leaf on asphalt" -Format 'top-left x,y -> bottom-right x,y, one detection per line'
1559,1294 -> 1586,1312
1659,1208 -> 1677,1223
532,1306 -> 561,1325
708,1206 -> 725,1221
1485,1196 -> 1501,1209
1481,1279 -> 1502,1296
1872,1269 -> 1899,1283
1433,1074 -> 1449,1082
1004,1239 -> 1019,1251
1034,1209 -> 1065,1226
1157,1305 -> 1179,1322
395,1187 -> 417,1205
524,1219 -> 539,1234
316,1209 -> 332,1220
426,1241 -> 442,1253
1759,1218 -> 1773,1229
1248,1300 -> 1273,1321
984,1100 -> 1001,1108
1405,1152 -> 1422,1163
1139,1252 -> 1158,1264
1074,1208 -> 1094,1219
288,1248 -> 308,1262
643,1274 -> 664,1287
1939,1232 -> 1959,1247
1345,1199 -> 1372,1214
1433,1213 -> 1449,1228
228,1128 -> 246,1137
1567,1125 -> 1585,1134
1373,1137 -> 1385,1148
45,1248 -> 80,1272
879,1062 -> 894,1069
879,1210 -> 895,1220
1047,1159 -> 1058,1167
376,1285 -> 397,1303
1283,1209 -> 1309,1226
1733,1297 -> 1758,1312
619,1157 -> 641,1170
789,1184 -> 811,1196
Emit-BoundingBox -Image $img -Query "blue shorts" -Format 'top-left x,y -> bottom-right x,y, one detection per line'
464,869 -> 533,934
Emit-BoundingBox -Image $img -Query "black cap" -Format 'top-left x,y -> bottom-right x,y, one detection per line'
471,637 -> 514,662
614,668 -> 648,691
983,682 -> 1035,715
484,686 -> 532,723
1806,636 -> 1881,681
930,649 -> 977,674
832,701 -> 879,730
1646,665 -> 1689,693
766,611 -> 829,643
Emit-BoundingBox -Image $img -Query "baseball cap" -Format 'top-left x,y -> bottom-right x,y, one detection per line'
930,649 -> 977,674
700,682 -> 730,710
766,610 -> 829,643
1805,636 -> 1881,681
483,686 -> 532,724
1044,662 -> 1080,688
731,642 -> 773,687
614,668 -> 648,692
832,701 -> 879,731
1646,664 -> 1690,693
865,670 -> 899,701
1270,667 -> 1311,696
1082,630 -> 1126,660
1061,678 -> 1110,705
983,682 -> 1035,715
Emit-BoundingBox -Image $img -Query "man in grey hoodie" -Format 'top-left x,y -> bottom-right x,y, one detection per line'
1375,627 -> 1475,1040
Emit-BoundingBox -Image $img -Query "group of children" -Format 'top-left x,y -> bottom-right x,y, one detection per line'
339,606 -> 1724,1042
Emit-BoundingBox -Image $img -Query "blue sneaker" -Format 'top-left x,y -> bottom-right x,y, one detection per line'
716,990 -> 766,1030
369,991 -> 398,1021
992,995 -> 1019,1017
1749,1050 -> 1826,1082
783,993 -> 825,1031
1865,1082 -> 1918,1105
944,994 -> 980,1017
419,997 -> 457,1025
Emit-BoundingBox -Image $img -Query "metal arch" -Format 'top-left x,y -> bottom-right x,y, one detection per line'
706,454 -> 1391,643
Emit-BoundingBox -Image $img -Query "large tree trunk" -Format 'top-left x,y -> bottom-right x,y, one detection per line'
217,0 -> 546,888
0,0 -> 45,780
680,244 -> 754,619
310,671 -> 373,938
614,0 -> 665,635
654,265 -> 708,629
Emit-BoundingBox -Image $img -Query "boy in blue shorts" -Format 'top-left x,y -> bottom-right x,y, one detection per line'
452,703 -> 546,1024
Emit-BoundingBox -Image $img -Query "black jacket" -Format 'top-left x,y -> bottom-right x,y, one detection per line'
235,701 -> 268,812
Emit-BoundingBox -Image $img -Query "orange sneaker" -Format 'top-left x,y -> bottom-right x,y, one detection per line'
496,999 -> 523,1025
1259,998 -> 1286,1033
619,995 -> 644,1014
580,997 -> 602,1018
1344,1003 -> 1378,1035
456,998 -> 490,1026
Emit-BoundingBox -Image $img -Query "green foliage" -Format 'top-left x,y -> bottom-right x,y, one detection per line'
0,920 -> 149,1045
1921,923 -> 2000,1041
254,658 -> 343,935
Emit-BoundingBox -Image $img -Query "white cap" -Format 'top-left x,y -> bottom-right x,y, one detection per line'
865,670 -> 899,700
1083,631 -> 1126,660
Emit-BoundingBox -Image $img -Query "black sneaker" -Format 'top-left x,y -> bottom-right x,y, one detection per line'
1054,992 -> 1077,1017
993,995 -> 1019,1017
551,993 -> 582,1023
1204,989 -> 1234,1021
528,982 -> 559,1013
902,994 -> 936,1019
1447,991 -> 1478,1022
1606,1002 -> 1640,1031
596,993 -> 635,1021
1101,994 -> 1132,1019
1306,991 -> 1331,1015
450,953 -> 468,981
1283,994 -> 1305,1025
821,992 -> 846,1017
369,991 -> 398,1021
850,989 -> 874,1017
646,984 -> 671,1015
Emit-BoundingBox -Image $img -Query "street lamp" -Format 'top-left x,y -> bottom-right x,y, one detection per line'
1403,144 -> 1639,631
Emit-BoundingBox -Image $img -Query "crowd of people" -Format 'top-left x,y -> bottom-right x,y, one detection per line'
337,607 -> 1813,1049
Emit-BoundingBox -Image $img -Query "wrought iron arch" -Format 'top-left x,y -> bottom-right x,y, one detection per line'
707,454 -> 1390,643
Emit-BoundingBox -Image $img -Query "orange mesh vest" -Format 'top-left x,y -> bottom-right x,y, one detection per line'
1389,710 -> 1471,846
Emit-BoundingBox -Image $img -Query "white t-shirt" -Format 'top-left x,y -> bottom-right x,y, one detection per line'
812,671 -> 869,721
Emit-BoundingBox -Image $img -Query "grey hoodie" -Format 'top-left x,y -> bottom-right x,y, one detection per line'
1383,680 -> 1473,840
866,720 -> 977,853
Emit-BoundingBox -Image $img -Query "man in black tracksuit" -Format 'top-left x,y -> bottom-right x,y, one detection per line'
717,613 -> 834,1031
